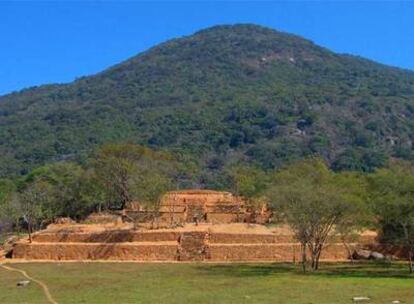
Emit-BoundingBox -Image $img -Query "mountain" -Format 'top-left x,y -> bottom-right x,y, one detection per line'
0,24 -> 413,186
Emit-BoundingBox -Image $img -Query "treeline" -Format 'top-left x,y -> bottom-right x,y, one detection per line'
0,143 -> 413,272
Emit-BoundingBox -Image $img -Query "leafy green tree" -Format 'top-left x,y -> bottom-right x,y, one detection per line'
89,144 -> 175,212
226,165 -> 269,203
267,158 -> 366,271
226,165 -> 270,223
334,172 -> 371,263
19,162 -> 97,220
368,160 -> 414,273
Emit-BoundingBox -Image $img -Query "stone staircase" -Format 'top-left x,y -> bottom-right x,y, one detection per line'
177,231 -> 209,261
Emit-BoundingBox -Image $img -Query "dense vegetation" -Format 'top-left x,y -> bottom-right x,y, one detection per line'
0,24 -> 413,185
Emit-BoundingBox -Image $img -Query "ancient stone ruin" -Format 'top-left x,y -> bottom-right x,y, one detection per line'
10,221 -> 393,262
123,190 -> 271,226
5,190 -> 408,262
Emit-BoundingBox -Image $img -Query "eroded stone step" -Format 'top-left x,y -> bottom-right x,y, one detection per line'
32,231 -> 182,243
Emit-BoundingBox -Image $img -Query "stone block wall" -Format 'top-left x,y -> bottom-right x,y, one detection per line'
11,227 -> 386,262
124,189 -> 271,225
206,213 -> 242,224
13,242 -> 178,261
178,232 -> 209,261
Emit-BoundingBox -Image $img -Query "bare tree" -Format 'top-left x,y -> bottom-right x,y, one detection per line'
16,181 -> 52,242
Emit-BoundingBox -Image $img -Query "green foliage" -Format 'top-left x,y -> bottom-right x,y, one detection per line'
267,158 -> 368,271
0,24 -> 413,182
0,179 -> 15,206
0,179 -> 17,232
368,160 -> 414,272
226,165 -> 269,203
0,144 -> 177,234
332,148 -> 388,172
89,143 -> 175,209
18,162 -> 97,220
16,180 -> 54,240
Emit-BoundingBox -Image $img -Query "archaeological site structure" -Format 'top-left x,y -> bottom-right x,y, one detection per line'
8,190 -> 404,262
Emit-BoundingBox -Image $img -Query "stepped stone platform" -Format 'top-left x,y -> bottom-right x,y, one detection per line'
11,223 -> 381,262
124,189 -> 271,226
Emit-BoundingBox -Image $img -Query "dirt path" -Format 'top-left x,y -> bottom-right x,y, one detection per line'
0,263 -> 58,304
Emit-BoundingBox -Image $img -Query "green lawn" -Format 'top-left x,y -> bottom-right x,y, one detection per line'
0,262 -> 413,304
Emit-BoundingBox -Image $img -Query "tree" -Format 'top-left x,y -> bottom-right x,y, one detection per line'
19,162 -> 98,221
227,165 -> 268,201
267,158 -> 366,272
226,165 -> 269,223
89,144 -> 175,213
334,172 -> 371,264
368,160 -> 414,273
16,181 -> 53,242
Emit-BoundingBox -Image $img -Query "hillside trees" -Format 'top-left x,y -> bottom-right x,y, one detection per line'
0,25 -> 413,180
267,158 -> 367,271
0,179 -> 17,234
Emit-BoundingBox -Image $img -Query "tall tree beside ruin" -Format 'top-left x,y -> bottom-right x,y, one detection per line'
267,158 -> 365,272
368,160 -> 414,273
90,144 -> 174,211
227,165 -> 268,200
334,172 -> 371,263
15,181 -> 53,242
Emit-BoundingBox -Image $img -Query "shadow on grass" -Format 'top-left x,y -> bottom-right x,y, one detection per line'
196,262 -> 414,279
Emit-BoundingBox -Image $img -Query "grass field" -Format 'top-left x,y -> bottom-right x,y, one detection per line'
0,262 -> 413,304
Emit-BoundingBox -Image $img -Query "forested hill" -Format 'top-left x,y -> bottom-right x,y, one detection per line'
1,24 -> 414,186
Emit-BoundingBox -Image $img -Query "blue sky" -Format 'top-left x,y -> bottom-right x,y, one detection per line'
1,1 -> 414,96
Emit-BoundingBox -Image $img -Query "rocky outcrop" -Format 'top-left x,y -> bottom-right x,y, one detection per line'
1,235 -> 20,258
352,248 -> 386,260
352,249 -> 372,260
